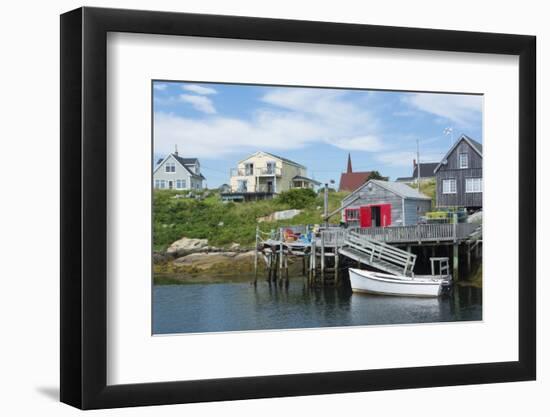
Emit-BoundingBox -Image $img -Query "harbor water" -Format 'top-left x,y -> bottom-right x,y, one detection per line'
153,277 -> 482,335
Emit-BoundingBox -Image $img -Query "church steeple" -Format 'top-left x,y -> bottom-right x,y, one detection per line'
346,153 -> 353,173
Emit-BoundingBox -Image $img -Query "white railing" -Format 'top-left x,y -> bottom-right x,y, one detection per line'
319,229 -> 346,247
256,167 -> 282,176
346,231 -> 417,275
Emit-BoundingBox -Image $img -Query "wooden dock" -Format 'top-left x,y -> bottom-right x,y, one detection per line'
254,223 -> 482,286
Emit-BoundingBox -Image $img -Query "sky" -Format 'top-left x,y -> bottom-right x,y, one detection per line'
153,81 -> 483,188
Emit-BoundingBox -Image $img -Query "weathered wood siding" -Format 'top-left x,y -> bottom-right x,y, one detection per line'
436,139 -> 482,208
403,199 -> 432,225
342,181 -> 404,225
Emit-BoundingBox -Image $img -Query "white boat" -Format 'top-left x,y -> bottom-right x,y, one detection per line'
348,268 -> 451,297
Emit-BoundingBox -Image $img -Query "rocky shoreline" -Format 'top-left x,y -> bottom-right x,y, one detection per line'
154,237 -> 261,281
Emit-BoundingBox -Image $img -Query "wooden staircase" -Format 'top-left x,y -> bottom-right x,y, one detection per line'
340,231 -> 417,276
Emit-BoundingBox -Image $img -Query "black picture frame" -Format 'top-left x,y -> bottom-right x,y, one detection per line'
60,6 -> 536,410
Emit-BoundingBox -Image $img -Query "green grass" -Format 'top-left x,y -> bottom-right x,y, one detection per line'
409,178 -> 436,205
153,189 -> 349,251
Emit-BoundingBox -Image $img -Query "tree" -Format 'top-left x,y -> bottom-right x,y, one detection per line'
367,171 -> 388,181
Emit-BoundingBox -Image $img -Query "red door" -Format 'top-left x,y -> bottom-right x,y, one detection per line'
380,204 -> 392,226
359,206 -> 372,228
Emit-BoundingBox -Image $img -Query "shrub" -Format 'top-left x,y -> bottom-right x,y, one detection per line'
276,188 -> 317,209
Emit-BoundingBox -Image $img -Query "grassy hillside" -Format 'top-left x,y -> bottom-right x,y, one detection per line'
153,189 -> 349,251
409,178 -> 436,205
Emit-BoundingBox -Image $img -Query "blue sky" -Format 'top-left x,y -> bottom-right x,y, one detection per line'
153,81 -> 483,188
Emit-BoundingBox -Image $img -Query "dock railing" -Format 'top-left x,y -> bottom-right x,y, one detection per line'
319,228 -> 346,247
349,223 -> 479,243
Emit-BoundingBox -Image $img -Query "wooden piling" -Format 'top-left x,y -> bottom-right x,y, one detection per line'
334,249 -> 339,285
320,232 -> 325,283
453,243 -> 459,280
467,242 -> 472,273
254,226 -> 259,285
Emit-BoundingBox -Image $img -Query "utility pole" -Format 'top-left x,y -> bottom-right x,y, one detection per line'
323,183 -> 329,227
416,138 -> 421,187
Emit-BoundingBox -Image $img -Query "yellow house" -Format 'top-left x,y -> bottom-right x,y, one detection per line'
225,151 -> 320,201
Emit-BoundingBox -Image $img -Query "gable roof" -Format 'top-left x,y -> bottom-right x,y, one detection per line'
339,171 -> 372,192
174,156 -> 198,165
412,162 -> 439,178
238,151 -> 306,169
153,153 -> 206,180
292,175 -> 321,186
434,134 -> 483,173
343,179 -> 431,203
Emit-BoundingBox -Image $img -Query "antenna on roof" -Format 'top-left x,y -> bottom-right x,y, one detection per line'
174,144 -> 178,156
444,127 -> 453,147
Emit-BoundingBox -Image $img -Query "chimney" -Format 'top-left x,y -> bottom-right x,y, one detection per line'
347,153 -> 353,173
174,144 -> 179,156
413,159 -> 417,168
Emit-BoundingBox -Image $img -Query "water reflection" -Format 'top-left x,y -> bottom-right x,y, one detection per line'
153,278 -> 482,335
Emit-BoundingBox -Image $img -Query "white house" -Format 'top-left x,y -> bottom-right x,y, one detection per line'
153,149 -> 205,191
223,151 -> 320,201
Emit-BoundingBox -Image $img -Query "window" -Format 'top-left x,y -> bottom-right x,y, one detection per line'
244,163 -> 254,176
154,179 -> 166,189
345,208 -> 360,222
165,162 -> 176,173
465,177 -> 482,193
266,161 -> 276,174
459,153 -> 468,169
442,179 -> 456,194
237,180 -> 248,192
176,179 -> 186,189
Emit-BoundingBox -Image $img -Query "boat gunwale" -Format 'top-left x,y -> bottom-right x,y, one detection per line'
349,268 -> 447,286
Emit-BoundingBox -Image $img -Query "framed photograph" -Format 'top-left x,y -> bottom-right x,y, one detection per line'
60,7 -> 536,409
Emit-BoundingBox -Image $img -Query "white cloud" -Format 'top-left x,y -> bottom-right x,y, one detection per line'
402,93 -> 482,127
377,150 -> 444,168
182,84 -> 217,95
179,94 -> 217,114
153,83 -> 167,91
154,88 -> 385,158
330,136 -> 384,152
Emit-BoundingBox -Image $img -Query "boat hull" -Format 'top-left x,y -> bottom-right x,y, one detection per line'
349,268 -> 446,297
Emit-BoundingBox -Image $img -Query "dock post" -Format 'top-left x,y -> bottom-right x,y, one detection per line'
334,248 -> 339,285
254,225 -> 259,286
311,239 -> 316,284
285,253 -> 289,286
267,250 -> 273,283
467,242 -> 472,273
453,243 -> 459,280
320,232 -> 325,284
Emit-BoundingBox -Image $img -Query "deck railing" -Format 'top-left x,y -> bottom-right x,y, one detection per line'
319,228 -> 346,247
349,223 -> 479,243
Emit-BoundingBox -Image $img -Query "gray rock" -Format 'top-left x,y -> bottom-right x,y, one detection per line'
166,237 -> 208,257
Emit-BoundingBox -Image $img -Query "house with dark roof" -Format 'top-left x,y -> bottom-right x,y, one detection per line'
153,147 -> 206,190
338,154 -> 372,192
341,179 -> 432,227
434,134 -> 482,209
396,160 -> 439,184
223,151 -> 319,201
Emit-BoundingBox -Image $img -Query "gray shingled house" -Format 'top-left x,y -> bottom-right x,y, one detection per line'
434,134 -> 482,209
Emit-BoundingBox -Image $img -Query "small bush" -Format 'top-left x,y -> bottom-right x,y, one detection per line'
276,188 -> 317,209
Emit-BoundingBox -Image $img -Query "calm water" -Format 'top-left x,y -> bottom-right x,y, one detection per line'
153,278 -> 482,334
